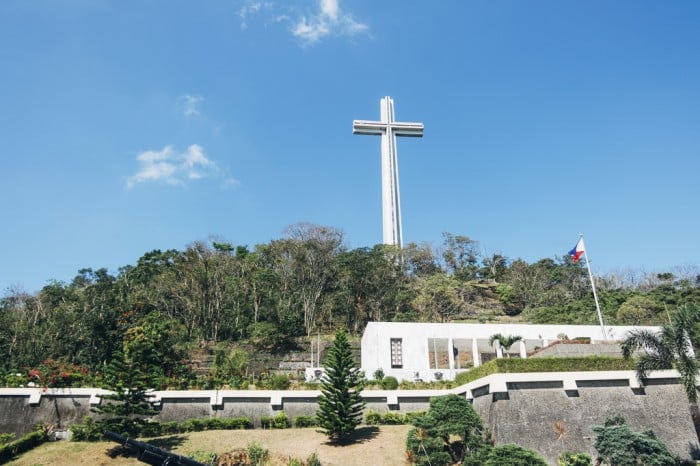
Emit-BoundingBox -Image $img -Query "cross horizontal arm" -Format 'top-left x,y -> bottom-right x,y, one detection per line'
352,120 -> 384,135
393,123 -> 424,137
352,120 -> 425,137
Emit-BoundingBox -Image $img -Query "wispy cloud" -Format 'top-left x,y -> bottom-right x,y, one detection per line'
126,144 -> 237,189
179,94 -> 203,117
238,1 -> 271,30
292,0 -> 368,45
237,0 -> 369,46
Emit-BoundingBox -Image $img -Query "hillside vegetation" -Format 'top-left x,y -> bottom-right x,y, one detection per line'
2,223 -> 699,389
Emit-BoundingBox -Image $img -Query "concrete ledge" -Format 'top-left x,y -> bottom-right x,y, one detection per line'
0,370 -> 682,408
452,369 -> 680,400
0,387 -> 113,406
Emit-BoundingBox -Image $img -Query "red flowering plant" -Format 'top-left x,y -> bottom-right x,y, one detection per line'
27,359 -> 91,388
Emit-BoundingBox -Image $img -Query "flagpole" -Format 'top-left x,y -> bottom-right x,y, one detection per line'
579,235 -> 607,340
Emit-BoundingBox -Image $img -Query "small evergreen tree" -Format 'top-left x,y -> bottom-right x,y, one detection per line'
316,329 -> 365,443
592,416 -> 682,466
406,394 -> 491,466
92,349 -> 158,437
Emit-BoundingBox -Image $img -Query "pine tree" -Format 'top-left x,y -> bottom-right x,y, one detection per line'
316,329 -> 366,443
92,349 -> 158,437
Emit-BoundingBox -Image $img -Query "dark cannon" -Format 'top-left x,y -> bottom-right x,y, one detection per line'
103,430 -> 206,466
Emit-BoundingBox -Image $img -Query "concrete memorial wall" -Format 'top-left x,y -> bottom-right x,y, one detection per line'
0,370 -> 697,465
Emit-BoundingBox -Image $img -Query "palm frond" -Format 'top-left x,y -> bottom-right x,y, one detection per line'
676,352 -> 700,404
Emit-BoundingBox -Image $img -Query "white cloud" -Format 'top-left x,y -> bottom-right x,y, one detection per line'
238,1 -> 272,30
126,144 -> 236,189
291,0 -> 368,45
179,94 -> 203,117
237,0 -> 369,45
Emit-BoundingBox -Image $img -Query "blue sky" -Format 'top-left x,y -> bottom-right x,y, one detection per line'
2,0 -> 700,293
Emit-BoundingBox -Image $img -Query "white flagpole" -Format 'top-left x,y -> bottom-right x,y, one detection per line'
579,235 -> 607,340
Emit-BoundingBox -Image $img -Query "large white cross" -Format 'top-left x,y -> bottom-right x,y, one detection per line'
353,96 -> 424,247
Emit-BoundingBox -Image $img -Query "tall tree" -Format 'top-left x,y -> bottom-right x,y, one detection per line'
316,329 -> 365,443
441,233 -> 481,281
278,223 -> 345,335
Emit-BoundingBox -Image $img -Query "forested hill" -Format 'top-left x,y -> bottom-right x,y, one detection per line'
2,223 -> 699,379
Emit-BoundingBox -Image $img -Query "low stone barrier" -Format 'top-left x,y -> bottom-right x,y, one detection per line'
0,370 -> 694,465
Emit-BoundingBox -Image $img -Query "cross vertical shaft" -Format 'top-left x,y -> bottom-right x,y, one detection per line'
353,96 -> 424,247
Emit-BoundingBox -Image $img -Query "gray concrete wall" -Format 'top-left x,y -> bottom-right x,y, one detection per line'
473,381 -> 697,465
1,373 -> 696,466
0,395 -> 94,437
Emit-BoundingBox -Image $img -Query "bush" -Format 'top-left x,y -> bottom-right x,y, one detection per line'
373,368 -> 385,380
247,442 -> 269,464
365,410 -> 382,425
293,415 -> 317,428
454,356 -> 635,386
0,428 -> 49,463
307,452 -> 322,466
558,451 -> 592,466
484,444 -> 548,466
260,413 -> 289,429
381,376 -> 399,390
266,374 -> 291,390
0,433 -> 16,445
404,411 -> 426,424
70,416 -> 103,441
365,410 -> 421,425
406,394 -> 491,466
70,415 -> 253,441
380,412 -> 406,425
592,417 -> 682,465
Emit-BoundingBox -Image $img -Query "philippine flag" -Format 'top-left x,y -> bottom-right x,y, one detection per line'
568,238 -> 585,263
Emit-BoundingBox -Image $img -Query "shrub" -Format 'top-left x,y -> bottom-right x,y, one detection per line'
267,374 -> 291,390
293,415 -> 317,428
307,452 -> 322,466
222,417 -> 254,430
0,427 -> 49,463
187,450 -> 218,465
373,368 -> 385,380
558,451 -> 592,466
261,413 -> 289,429
70,416 -> 103,441
407,394 -> 491,466
403,411 -> 426,424
454,356 -> 635,386
247,442 -> 269,465
484,444 -> 548,465
70,415 -> 253,441
365,410 -> 382,425
380,412 -> 406,425
592,417 -> 682,466
381,376 -> 399,390
0,433 -> 16,445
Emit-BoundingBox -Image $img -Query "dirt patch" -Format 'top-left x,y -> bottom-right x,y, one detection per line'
7,425 -> 412,466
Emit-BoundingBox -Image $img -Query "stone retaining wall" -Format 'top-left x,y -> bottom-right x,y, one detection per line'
0,371 -> 695,465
